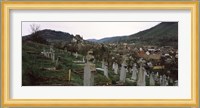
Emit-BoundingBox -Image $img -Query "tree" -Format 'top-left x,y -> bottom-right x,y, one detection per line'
28,24 -> 48,44
30,24 -> 40,34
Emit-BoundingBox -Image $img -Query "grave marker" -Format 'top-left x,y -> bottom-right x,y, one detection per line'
84,51 -> 96,86
131,63 -> 138,81
137,58 -> 146,86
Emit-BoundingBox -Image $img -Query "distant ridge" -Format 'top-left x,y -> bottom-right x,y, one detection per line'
90,22 -> 178,47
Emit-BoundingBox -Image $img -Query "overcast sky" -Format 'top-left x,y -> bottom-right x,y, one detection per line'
22,22 -> 161,40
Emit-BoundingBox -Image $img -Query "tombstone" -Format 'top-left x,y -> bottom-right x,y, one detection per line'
119,55 -> 128,83
55,57 -> 60,69
137,59 -> 146,86
104,62 -> 109,78
102,59 -> 105,69
113,62 -> 118,74
131,63 -> 138,81
147,61 -> 153,68
139,48 -> 143,51
44,50 -> 47,57
93,59 -> 96,63
68,69 -> 71,81
46,52 -> 50,58
174,80 -> 178,86
84,51 -> 96,86
146,51 -> 150,55
169,77 -> 174,86
154,72 -> 159,81
52,51 -> 55,62
50,45 -> 54,52
156,72 -> 159,76
82,57 -> 85,63
112,62 -> 115,70
75,52 -> 78,58
65,48 -> 68,53
149,72 -> 155,86
162,74 -> 168,86
41,49 -> 47,57
49,45 -> 55,62
159,75 -> 163,86
126,68 -> 129,73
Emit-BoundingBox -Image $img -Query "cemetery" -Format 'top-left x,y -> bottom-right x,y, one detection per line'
22,37 -> 178,86
22,22 -> 178,86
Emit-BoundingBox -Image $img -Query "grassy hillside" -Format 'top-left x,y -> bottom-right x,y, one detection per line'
22,41 -> 84,86
22,41 -> 126,86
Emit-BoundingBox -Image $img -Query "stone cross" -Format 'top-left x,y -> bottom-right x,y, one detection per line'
84,51 -> 96,86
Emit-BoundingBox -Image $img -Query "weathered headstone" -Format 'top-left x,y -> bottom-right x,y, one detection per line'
147,61 -> 153,68
159,75 -> 163,86
64,48 -> 68,53
75,52 -> 78,58
83,57 -> 85,63
41,49 -> 47,57
112,62 -> 115,70
174,80 -> 178,86
154,72 -> 159,81
46,52 -> 50,58
162,74 -> 168,86
131,63 -> 138,81
104,62 -> 109,78
137,58 -> 146,86
102,59 -> 105,69
49,46 -> 55,62
55,57 -> 60,69
113,62 -> 118,74
119,55 -> 128,83
169,77 -> 174,86
149,72 -> 155,86
126,68 -> 129,73
84,51 -> 96,86
68,69 -> 71,81
52,51 -> 55,62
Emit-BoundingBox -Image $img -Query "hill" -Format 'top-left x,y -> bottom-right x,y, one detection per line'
22,29 -> 75,44
93,22 -> 178,47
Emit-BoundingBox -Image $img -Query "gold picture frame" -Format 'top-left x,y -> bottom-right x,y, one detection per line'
1,1 -> 199,107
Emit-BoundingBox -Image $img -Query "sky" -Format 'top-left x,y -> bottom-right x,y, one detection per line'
22,22 -> 161,40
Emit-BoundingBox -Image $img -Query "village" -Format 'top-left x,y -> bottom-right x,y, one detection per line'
36,34 -> 178,86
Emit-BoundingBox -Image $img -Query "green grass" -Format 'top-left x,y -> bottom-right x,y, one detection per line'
22,41 -> 153,86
